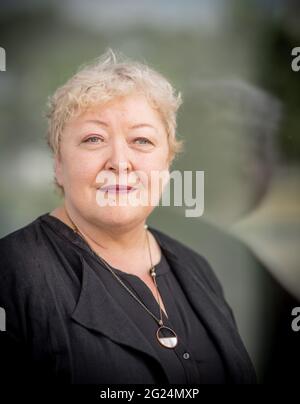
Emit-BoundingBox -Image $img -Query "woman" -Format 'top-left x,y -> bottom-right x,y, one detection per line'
0,49 -> 256,384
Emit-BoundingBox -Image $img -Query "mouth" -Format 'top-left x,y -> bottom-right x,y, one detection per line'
99,184 -> 138,194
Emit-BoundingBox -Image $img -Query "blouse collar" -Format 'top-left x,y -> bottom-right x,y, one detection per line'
38,212 -> 177,276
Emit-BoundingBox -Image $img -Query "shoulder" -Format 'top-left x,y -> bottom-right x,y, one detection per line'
0,215 -> 47,286
0,215 -> 43,246
0,216 -> 51,339
150,226 -> 225,298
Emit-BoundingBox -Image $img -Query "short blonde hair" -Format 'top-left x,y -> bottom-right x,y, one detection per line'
46,49 -> 184,192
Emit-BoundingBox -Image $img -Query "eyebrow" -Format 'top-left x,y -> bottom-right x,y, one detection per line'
84,120 -> 157,132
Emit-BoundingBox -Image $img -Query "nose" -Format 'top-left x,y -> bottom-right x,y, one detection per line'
104,138 -> 132,174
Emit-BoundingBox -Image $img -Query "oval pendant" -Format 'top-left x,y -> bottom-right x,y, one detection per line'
156,326 -> 178,348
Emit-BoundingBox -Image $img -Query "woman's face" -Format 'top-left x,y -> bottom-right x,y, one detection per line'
55,92 -> 170,229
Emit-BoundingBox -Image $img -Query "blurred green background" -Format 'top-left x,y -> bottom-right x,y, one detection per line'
1,0 -> 300,383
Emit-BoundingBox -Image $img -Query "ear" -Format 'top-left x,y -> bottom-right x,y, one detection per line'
54,152 -> 64,187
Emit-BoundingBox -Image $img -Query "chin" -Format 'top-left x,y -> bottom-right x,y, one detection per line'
94,206 -> 146,229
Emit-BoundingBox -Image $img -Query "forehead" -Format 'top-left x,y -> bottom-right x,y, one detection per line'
74,93 -> 163,127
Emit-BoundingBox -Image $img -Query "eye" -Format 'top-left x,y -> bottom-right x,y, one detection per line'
83,136 -> 103,144
133,137 -> 153,145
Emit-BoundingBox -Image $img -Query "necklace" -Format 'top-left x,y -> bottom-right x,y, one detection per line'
64,209 -> 178,349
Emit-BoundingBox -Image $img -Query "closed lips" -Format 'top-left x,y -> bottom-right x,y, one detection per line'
100,185 -> 137,192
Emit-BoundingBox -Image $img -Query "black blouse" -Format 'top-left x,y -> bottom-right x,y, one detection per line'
88,243 -> 227,384
0,213 -> 256,384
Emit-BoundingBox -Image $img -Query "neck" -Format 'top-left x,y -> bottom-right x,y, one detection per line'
61,203 -> 148,256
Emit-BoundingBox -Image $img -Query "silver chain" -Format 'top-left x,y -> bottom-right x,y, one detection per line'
93,247 -> 164,326
66,211 -> 165,327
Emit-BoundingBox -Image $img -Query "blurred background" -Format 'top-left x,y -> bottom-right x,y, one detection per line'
0,0 -> 299,383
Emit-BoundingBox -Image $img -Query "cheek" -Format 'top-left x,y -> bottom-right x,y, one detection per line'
135,154 -> 169,192
136,144 -> 169,170
62,152 -> 103,185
